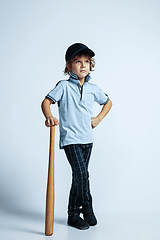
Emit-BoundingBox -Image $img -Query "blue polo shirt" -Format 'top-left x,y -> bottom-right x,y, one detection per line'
46,71 -> 109,149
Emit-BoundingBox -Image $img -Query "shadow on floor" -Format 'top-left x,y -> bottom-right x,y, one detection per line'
54,217 -> 66,226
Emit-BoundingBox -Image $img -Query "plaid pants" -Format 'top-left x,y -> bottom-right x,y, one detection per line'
64,143 -> 93,216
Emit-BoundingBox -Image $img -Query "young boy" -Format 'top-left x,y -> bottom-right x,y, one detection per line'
41,43 -> 112,230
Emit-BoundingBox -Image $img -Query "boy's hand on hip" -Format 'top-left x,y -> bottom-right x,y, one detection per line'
91,117 -> 100,129
45,116 -> 59,127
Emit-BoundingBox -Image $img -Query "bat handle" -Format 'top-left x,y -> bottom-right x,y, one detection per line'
45,126 -> 55,236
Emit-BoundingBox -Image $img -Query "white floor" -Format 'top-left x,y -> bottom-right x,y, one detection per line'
0,210 -> 160,240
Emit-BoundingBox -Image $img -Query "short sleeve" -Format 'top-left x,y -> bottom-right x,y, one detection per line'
94,85 -> 109,105
45,81 -> 63,104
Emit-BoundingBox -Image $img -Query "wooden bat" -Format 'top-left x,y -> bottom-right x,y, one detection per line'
45,126 -> 55,236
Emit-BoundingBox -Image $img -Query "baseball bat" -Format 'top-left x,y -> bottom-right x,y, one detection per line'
45,126 -> 55,236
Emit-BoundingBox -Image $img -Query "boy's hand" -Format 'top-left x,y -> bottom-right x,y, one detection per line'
91,117 -> 100,129
45,116 -> 59,127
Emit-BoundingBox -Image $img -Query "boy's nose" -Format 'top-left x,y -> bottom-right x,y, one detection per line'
81,62 -> 86,67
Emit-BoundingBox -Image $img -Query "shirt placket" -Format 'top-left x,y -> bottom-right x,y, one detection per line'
78,84 -> 84,100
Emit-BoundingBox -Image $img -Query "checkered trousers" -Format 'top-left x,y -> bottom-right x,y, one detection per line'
64,143 -> 93,216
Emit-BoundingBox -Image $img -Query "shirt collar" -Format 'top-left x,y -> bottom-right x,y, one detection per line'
69,71 -> 91,84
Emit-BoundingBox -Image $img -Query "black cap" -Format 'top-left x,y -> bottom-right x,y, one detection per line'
65,43 -> 95,62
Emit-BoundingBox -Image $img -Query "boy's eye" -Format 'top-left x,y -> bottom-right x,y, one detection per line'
75,60 -> 90,64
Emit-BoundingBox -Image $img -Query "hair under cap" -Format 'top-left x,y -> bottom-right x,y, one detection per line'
65,43 -> 95,62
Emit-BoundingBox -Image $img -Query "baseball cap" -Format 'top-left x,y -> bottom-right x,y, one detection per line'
65,43 -> 95,62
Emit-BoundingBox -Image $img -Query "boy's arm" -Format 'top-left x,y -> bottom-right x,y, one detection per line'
41,98 -> 59,127
91,99 -> 112,129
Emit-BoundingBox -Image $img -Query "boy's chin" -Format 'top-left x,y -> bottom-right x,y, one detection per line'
78,73 -> 88,78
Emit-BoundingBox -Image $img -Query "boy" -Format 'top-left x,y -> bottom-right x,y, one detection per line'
41,43 -> 112,230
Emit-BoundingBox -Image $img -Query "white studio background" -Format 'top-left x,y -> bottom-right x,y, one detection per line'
0,0 -> 160,220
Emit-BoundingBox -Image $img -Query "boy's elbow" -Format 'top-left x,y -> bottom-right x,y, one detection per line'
109,99 -> 112,107
106,99 -> 112,108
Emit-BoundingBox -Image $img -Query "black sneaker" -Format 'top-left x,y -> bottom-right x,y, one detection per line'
67,213 -> 90,230
82,207 -> 97,226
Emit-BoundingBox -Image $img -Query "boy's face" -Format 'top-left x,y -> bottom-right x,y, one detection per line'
70,54 -> 90,82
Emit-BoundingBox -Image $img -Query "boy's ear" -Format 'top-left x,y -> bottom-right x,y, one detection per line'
66,62 -> 71,71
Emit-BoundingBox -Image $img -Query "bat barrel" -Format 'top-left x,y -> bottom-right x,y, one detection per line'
45,126 -> 55,236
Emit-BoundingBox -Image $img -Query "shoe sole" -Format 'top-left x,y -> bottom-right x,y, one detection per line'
67,222 -> 90,230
